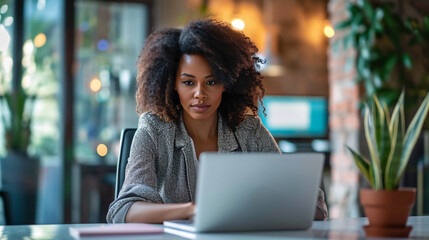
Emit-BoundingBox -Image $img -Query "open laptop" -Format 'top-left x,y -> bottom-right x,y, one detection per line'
163,152 -> 324,233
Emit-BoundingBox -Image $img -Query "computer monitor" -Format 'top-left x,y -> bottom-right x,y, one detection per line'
258,96 -> 328,138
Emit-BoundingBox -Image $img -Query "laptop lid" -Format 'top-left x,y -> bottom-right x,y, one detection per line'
165,152 -> 324,233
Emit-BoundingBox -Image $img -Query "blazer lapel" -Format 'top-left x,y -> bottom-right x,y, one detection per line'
175,116 -> 197,202
217,116 -> 240,152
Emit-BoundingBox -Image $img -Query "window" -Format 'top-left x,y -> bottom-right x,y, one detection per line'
74,1 -> 149,164
0,0 -> 14,156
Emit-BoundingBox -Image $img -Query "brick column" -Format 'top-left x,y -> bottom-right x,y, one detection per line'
327,0 -> 361,218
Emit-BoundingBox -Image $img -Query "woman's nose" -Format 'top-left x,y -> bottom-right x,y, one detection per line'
194,84 -> 207,99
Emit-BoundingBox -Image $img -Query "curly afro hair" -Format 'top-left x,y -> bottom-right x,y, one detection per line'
136,18 -> 265,131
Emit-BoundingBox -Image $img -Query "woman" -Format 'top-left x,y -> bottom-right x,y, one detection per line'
107,18 -> 328,223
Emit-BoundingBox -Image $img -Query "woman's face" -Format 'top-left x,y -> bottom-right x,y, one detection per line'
175,54 -> 224,122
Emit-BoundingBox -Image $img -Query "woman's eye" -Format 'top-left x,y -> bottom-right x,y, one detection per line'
206,80 -> 216,86
182,80 -> 194,86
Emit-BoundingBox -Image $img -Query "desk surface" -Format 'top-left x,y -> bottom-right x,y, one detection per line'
0,216 -> 428,240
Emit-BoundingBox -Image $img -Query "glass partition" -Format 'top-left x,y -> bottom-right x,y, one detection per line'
0,0 -> 14,157
23,0 -> 63,223
23,0 -> 62,160
74,1 -> 148,165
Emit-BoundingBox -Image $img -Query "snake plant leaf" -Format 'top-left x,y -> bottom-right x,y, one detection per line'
388,91 -> 405,135
364,105 -> 383,189
385,92 -> 405,189
395,92 -> 429,187
347,146 -> 373,187
372,95 -> 390,187
382,102 -> 390,126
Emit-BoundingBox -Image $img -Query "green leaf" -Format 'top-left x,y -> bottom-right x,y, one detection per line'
347,145 -> 373,187
396,92 -> 429,187
374,8 -> 384,22
402,54 -> 412,69
388,91 -> 405,135
382,55 -> 398,80
335,19 -> 353,30
372,95 -> 390,186
364,104 -> 383,189
385,92 -> 405,189
382,102 -> 390,126
362,0 -> 375,20
422,17 -> 429,32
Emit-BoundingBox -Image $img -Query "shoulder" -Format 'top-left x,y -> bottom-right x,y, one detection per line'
234,114 -> 266,137
139,112 -> 173,128
236,114 -> 263,131
134,112 -> 177,150
234,114 -> 280,152
138,112 -> 176,135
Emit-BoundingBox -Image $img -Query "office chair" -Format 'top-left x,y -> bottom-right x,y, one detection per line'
115,128 -> 137,200
0,190 -> 10,225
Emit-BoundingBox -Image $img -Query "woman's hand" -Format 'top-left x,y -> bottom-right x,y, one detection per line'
126,201 -> 195,223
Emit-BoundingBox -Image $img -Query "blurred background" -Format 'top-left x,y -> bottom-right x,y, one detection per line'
0,0 -> 428,225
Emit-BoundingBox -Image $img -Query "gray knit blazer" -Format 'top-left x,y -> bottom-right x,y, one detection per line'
106,112 -> 327,223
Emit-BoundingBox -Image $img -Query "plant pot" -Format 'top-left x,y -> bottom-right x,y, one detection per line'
1,152 -> 40,225
360,188 -> 416,238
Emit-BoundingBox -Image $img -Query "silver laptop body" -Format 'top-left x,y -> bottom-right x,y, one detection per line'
164,152 -> 324,233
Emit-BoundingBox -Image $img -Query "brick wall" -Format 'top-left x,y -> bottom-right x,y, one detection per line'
263,0 -> 329,97
327,0 -> 360,218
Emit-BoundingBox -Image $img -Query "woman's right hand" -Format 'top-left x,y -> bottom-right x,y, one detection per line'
126,201 -> 196,223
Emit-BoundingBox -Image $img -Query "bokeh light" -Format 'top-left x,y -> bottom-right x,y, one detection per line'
324,24 -> 335,38
23,40 -> 34,55
97,144 -> 108,157
0,25 -> 10,51
97,39 -> 109,51
0,4 -> 8,14
4,16 -> 13,26
231,18 -> 245,30
89,78 -> 102,92
34,33 -> 47,48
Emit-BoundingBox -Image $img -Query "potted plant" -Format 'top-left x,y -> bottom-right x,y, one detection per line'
335,0 -> 429,110
347,91 -> 429,238
0,84 -> 40,225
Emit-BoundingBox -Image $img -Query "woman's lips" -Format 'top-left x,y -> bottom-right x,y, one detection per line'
191,104 -> 210,112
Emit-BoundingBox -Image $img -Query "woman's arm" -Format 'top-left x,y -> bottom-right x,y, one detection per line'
314,188 -> 328,220
126,201 -> 195,223
252,116 -> 281,153
107,120 -> 164,223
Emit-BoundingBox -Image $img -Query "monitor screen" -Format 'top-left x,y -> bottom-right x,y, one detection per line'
258,96 -> 328,138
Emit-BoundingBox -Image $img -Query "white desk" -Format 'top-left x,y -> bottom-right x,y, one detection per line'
0,216 -> 428,239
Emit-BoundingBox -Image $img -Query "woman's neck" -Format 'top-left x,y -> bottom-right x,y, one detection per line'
183,113 -> 218,142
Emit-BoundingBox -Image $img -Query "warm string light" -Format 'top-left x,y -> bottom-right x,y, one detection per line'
231,18 -> 245,30
34,33 -> 46,47
89,78 -> 102,92
97,144 -> 108,157
324,22 -> 335,38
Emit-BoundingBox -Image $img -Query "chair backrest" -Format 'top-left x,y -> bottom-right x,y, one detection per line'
115,128 -> 137,199
0,191 -> 10,225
